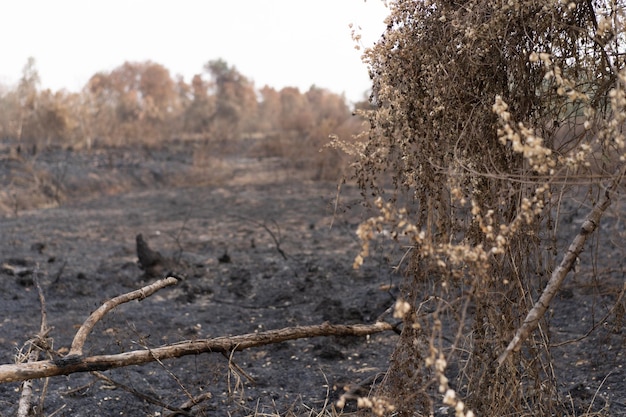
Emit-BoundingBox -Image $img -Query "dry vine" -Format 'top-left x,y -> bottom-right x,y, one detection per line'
344,0 -> 626,415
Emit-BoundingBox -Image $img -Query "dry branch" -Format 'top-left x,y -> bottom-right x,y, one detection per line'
2,271 -> 393,400
17,272 -> 50,417
0,321 -> 393,383
173,392 -> 214,415
498,165 -> 625,366
69,276 -> 179,356
91,371 -> 194,416
16,350 -> 38,417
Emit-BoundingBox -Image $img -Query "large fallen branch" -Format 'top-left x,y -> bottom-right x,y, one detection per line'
498,165 -> 625,366
0,277 -> 393,384
1,322 -> 392,383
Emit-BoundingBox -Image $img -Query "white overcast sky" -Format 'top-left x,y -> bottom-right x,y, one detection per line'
0,1 -> 389,103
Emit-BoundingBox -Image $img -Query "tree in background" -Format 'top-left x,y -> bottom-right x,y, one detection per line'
353,0 -> 625,415
85,61 -> 179,144
15,57 -> 41,145
1,56 -> 364,181
303,86 -> 356,179
181,74 -> 215,135
257,85 -> 282,134
278,86 -> 313,136
204,59 -> 258,142
0,84 -> 12,139
34,89 -> 82,145
84,71 -> 119,144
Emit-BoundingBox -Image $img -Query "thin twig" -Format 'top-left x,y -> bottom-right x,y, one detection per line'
586,371 -> 612,416
61,379 -> 97,395
266,219 -> 288,260
223,349 -> 256,384
91,371 -> 193,416
17,270 -> 50,417
129,323 -> 195,402
180,392 -> 214,410
52,260 -> 67,284
170,209 -> 192,263
234,215 -> 288,260
551,282 -> 626,348
329,180 -> 343,230
46,404 -> 67,417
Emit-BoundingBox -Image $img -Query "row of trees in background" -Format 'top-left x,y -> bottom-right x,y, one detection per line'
0,58 -> 366,155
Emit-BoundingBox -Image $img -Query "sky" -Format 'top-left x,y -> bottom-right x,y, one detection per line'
0,1 -> 389,103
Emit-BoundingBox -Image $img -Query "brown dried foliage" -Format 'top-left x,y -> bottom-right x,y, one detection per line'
0,57 -> 362,181
353,0 -> 625,415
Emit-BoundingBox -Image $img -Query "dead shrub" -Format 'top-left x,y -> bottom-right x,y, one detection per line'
350,0 -> 626,415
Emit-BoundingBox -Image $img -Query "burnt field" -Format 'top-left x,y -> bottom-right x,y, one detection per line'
0,141 -> 625,416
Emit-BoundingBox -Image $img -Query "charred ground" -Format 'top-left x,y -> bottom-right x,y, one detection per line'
0,141 -> 625,416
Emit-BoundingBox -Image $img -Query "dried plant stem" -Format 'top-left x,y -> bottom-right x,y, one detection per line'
16,350 -> 38,417
498,165 -> 625,366
91,371 -> 194,416
176,392 -> 213,411
17,271 -> 50,417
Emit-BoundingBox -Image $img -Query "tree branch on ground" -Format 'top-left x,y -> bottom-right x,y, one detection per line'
0,277 -> 394,384
69,276 -> 179,357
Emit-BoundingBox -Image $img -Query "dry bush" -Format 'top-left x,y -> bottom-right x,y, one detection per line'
0,154 -> 65,215
350,0 -> 626,415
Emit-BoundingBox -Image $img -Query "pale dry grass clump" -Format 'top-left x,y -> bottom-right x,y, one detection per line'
348,0 -> 626,415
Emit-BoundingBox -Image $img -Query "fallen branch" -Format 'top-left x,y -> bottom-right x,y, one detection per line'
0,321 -> 393,383
498,165 -> 625,366
69,276 -> 179,356
2,272 -> 392,384
16,350 -> 38,417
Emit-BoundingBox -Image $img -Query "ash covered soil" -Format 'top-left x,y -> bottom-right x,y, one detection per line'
0,142 -> 625,416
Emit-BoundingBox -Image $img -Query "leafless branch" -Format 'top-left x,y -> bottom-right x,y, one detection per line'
498,165 -> 625,366
17,271 -> 51,417
91,371 -> 194,416
69,276 -> 179,356
0,321 -> 393,384
234,215 -> 288,260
